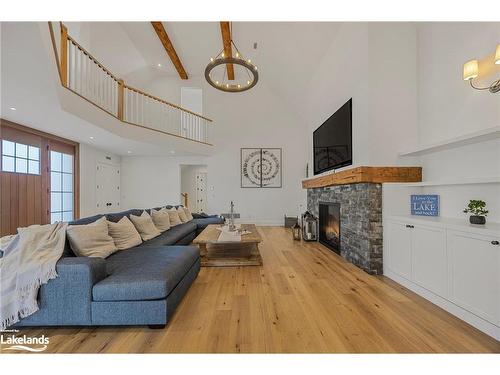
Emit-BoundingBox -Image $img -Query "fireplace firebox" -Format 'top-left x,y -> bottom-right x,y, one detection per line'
319,202 -> 341,255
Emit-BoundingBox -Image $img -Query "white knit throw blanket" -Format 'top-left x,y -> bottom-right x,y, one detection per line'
0,222 -> 67,330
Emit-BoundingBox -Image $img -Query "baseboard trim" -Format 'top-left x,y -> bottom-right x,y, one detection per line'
385,270 -> 500,341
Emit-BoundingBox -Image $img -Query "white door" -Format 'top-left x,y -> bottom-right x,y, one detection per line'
96,162 -> 120,214
412,225 -> 448,297
195,172 -> 207,213
181,87 -> 203,139
387,221 -> 412,280
447,230 -> 499,325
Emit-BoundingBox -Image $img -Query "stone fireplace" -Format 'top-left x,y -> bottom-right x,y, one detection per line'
307,183 -> 383,274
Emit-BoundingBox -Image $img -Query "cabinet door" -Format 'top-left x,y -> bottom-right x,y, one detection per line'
412,225 -> 447,297
448,230 -> 499,325
387,221 -> 412,280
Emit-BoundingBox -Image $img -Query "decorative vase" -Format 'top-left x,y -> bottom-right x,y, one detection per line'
469,215 -> 486,225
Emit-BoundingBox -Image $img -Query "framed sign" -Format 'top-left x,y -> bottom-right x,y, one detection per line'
411,195 -> 439,216
241,148 -> 282,188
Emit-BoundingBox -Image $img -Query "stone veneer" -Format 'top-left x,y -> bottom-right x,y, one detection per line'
307,183 -> 383,274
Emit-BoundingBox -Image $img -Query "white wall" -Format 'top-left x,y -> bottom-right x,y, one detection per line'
79,143 -> 121,217
305,23 -> 419,175
414,23 -> 500,222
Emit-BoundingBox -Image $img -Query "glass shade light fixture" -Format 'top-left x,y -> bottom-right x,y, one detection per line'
463,44 -> 500,93
205,30 -> 258,93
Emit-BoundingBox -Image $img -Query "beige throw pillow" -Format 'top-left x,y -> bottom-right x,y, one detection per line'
183,207 -> 194,221
107,216 -> 143,250
129,211 -> 162,241
168,208 -> 182,226
151,207 -> 171,232
177,207 -> 189,223
67,216 -> 117,258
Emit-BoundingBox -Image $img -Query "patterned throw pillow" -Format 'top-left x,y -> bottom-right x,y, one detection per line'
168,208 -> 182,226
67,216 -> 117,258
151,207 -> 171,232
129,211 -> 162,241
107,216 -> 143,250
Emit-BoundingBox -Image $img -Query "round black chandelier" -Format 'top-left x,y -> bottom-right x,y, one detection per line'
205,39 -> 258,93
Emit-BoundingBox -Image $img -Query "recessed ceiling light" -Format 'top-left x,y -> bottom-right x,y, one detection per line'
127,150 -> 132,154
157,63 -> 162,67
89,136 -> 94,140
10,107 -> 16,111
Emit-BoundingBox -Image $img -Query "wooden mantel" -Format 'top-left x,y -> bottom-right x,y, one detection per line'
302,166 -> 422,189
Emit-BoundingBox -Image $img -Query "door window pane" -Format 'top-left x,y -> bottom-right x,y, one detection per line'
28,160 -> 40,175
50,150 -> 74,224
62,211 -> 73,222
62,154 -> 73,173
62,192 -> 73,211
51,192 -> 62,212
15,158 -> 27,173
2,140 -> 15,156
51,172 -> 62,191
1,140 -> 40,175
2,156 -> 15,172
28,146 -> 39,160
51,212 -> 62,223
51,151 -> 62,172
15,143 -> 28,158
62,173 -> 73,191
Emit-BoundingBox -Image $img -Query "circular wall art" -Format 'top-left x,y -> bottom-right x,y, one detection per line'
241,148 -> 282,188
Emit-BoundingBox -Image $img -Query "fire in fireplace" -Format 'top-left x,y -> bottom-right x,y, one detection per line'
319,202 -> 340,255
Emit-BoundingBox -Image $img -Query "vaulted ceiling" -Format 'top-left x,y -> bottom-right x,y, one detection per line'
64,22 -> 340,117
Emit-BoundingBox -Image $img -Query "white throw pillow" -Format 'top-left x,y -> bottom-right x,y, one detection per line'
151,207 -> 171,232
177,207 -> 189,223
67,216 -> 117,258
183,207 -> 194,221
107,216 -> 143,250
168,208 -> 182,226
129,211 -> 162,241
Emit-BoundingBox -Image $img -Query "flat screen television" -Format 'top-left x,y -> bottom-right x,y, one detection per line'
313,98 -> 352,175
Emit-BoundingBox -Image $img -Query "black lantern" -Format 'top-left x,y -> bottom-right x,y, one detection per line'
292,218 -> 301,241
301,211 -> 318,241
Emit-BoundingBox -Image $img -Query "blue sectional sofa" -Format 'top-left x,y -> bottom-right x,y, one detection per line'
14,206 -> 223,328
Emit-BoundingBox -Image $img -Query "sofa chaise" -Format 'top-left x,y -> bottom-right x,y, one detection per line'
14,206 -> 224,328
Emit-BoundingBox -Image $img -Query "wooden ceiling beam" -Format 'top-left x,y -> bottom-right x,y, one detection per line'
220,21 -> 235,80
151,22 -> 188,80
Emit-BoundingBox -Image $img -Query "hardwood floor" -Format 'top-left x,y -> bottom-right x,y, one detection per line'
5,227 -> 499,353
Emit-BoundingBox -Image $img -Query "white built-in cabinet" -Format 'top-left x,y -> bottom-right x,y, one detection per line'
384,216 -> 500,340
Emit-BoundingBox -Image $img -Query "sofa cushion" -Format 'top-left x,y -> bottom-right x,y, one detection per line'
66,217 -> 118,258
129,211 -> 161,241
107,216 -> 142,250
92,246 -> 200,301
139,221 -> 197,247
177,207 -> 189,223
151,208 -> 171,231
167,208 -> 182,227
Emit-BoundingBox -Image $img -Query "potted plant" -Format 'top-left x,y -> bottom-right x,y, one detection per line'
463,200 -> 489,225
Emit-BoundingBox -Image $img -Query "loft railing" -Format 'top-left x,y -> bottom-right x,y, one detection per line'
49,22 -> 213,145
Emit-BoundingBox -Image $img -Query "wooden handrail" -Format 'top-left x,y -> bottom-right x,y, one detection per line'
61,23 -> 211,123
60,24 -> 68,86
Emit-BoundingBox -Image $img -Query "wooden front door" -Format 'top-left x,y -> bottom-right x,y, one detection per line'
0,119 -> 79,236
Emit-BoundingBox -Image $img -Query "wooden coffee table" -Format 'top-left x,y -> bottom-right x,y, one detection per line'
193,224 -> 263,267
